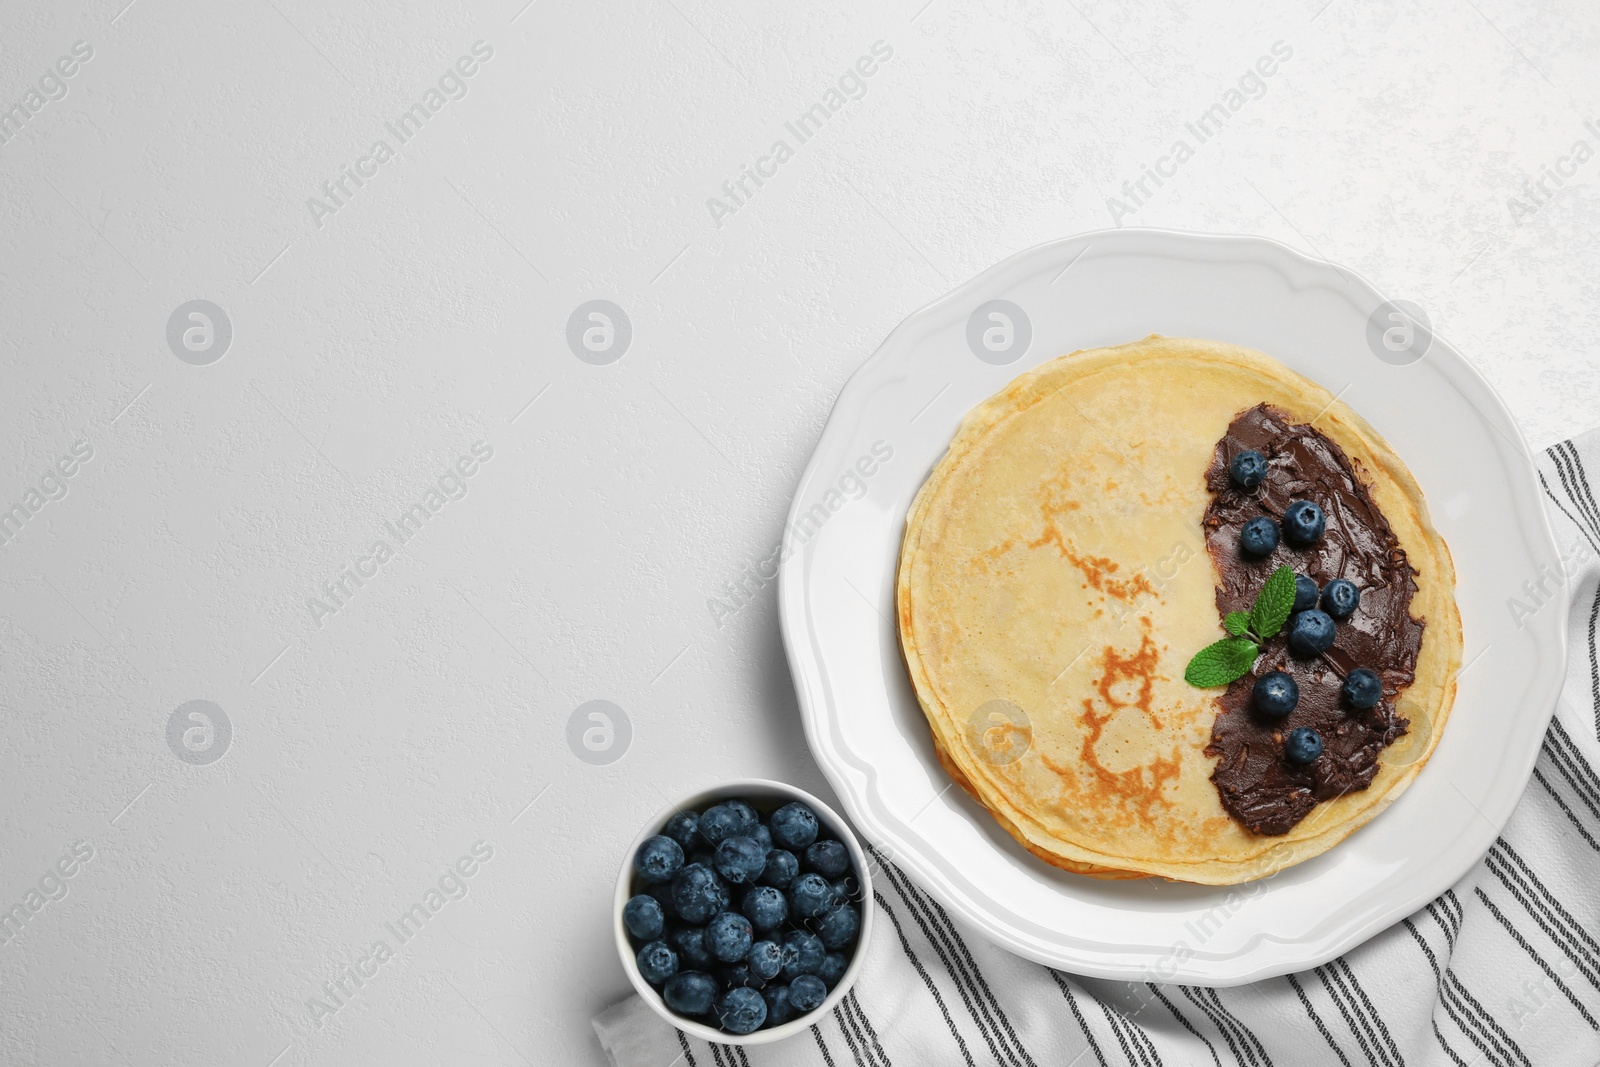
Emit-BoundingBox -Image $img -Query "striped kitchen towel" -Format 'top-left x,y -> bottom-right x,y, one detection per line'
594,433 -> 1600,1067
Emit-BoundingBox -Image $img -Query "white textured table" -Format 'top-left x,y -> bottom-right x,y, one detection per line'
2,1 -> 1597,1065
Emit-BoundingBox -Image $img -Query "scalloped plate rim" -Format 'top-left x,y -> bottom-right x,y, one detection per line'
778,226 -> 1568,984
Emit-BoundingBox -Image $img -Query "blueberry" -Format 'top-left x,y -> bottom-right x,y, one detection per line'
699,800 -> 760,845
644,881 -> 677,921
715,836 -> 768,885
663,971 -> 717,1016
717,986 -> 768,1034
750,824 -> 773,853
1292,574 -> 1319,613
812,902 -> 860,951
1285,726 -> 1324,764
634,835 -> 684,884
707,911 -> 754,962
789,974 -> 828,1013
804,840 -> 850,879
780,930 -> 826,982
1287,609 -> 1336,656
668,925 -> 714,971
672,863 -> 730,924
741,885 -> 788,932
747,939 -> 783,981
818,953 -> 848,989
719,963 -> 764,989
1321,579 -> 1359,619
1342,668 -> 1383,710
623,894 -> 665,941
636,940 -> 678,986
1240,516 -> 1280,557
790,873 -> 835,919
1282,500 -> 1326,546
761,983 -> 797,1027
663,811 -> 700,851
1252,671 -> 1299,718
758,849 -> 799,889
769,802 -> 820,851
831,874 -> 861,902
1229,449 -> 1268,490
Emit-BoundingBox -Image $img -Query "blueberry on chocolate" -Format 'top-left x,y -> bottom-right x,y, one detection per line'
1292,574 -> 1319,612
1320,578 -> 1359,619
1252,671 -> 1299,717
1281,500 -> 1326,546
1230,449 -> 1268,490
1342,668 -> 1383,710
1284,726 -> 1324,765
1240,516 -> 1280,556
1287,609 -> 1336,655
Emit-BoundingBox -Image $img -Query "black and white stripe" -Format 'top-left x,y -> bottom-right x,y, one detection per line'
1531,762 -> 1600,854
1313,961 -> 1393,1067
1142,984 -> 1220,1067
677,1028 -> 700,1067
1404,915 -> 1499,1067
1472,886 -> 1599,1031
1048,969 -> 1108,1066
1543,719 -> 1600,821
1540,441 -> 1600,742
1424,896 -> 1529,1067
1285,973 -> 1352,1067
810,1025 -> 837,1067
1545,442 -> 1600,550
1096,997 -> 1162,1067
870,849 -> 1037,1067
871,889 -> 975,1066
830,991 -> 890,1067
1179,985 -> 1271,1067
1484,840 -> 1600,994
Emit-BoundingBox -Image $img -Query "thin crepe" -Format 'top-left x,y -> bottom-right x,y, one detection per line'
896,336 -> 1461,884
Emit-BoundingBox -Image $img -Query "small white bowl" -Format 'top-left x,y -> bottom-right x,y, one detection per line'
613,778 -> 875,1045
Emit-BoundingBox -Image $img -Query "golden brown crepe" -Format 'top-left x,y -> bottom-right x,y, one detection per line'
896,336 -> 1461,884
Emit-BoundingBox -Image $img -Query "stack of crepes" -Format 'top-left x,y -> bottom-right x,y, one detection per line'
895,336 -> 1461,885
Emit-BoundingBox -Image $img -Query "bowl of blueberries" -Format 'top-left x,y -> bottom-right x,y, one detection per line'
614,779 -> 873,1043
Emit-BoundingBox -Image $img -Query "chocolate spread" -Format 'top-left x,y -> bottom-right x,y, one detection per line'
1202,404 -> 1425,835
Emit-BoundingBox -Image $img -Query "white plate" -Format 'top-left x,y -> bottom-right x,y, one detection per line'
777,228 -> 1567,985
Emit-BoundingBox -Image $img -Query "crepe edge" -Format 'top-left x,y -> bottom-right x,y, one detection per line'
896,335 -> 1463,885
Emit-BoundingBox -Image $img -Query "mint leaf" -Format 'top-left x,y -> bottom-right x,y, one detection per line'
1250,565 -> 1298,640
1223,611 -> 1251,637
1184,638 -> 1260,687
